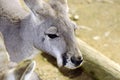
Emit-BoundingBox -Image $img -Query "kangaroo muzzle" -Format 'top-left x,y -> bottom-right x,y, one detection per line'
62,52 -> 83,69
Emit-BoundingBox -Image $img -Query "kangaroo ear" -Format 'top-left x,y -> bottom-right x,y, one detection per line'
24,0 -> 55,18
14,59 -> 36,80
50,0 -> 69,15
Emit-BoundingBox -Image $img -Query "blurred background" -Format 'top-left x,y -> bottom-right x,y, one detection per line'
69,0 -> 120,65
33,0 -> 120,80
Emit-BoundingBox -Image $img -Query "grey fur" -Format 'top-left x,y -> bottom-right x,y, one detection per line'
0,33 -> 40,80
0,60 -> 41,80
0,0 -> 83,69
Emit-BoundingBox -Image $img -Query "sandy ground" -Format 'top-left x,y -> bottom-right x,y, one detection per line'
33,0 -> 120,80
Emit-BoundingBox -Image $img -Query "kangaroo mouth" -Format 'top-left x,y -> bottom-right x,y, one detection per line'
61,53 -> 83,69
54,50 -> 83,69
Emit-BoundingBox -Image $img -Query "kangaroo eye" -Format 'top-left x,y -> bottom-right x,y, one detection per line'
48,34 -> 59,39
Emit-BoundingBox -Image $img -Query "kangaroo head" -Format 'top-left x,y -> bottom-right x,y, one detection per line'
3,60 -> 37,80
23,0 -> 83,69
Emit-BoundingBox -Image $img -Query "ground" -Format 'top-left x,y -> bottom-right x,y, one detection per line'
34,0 -> 120,80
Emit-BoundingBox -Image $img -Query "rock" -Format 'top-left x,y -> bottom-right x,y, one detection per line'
73,15 -> 79,21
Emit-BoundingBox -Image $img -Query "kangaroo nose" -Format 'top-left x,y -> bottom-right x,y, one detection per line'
71,56 -> 83,66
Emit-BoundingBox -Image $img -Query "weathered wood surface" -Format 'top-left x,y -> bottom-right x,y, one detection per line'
77,38 -> 120,80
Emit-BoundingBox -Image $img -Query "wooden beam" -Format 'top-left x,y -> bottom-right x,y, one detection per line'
77,38 -> 120,80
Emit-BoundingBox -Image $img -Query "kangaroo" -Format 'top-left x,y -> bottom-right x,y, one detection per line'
0,0 -> 83,69
0,59 -> 40,80
0,33 -> 40,80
